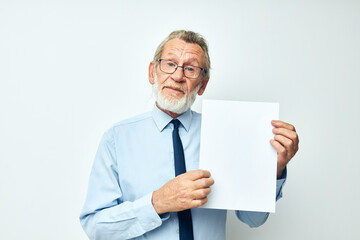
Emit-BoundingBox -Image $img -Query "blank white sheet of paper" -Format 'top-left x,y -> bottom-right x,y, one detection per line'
199,100 -> 279,212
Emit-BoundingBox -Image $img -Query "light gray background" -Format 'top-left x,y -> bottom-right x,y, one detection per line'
1,0 -> 359,239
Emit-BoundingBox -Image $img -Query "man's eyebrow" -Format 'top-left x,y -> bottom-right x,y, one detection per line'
165,53 -> 200,65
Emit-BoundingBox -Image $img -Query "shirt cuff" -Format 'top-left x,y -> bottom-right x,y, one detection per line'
275,167 -> 287,201
132,192 -> 164,232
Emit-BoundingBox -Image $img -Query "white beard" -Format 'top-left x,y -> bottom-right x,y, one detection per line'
152,73 -> 201,115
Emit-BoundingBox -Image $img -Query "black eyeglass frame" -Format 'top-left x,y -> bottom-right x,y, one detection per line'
157,59 -> 207,79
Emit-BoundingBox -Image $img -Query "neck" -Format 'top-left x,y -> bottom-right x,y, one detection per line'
156,102 -> 183,119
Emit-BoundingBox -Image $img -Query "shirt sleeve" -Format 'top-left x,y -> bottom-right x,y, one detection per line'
235,168 -> 287,228
79,129 -> 169,240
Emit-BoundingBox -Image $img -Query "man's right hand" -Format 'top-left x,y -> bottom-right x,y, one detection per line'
152,170 -> 214,214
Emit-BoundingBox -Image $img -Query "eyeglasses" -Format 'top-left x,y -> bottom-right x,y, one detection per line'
157,59 -> 207,79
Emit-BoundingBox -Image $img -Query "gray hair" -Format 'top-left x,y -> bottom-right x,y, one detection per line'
153,30 -> 211,78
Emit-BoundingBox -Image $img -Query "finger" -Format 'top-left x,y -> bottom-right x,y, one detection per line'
187,169 -> 211,180
272,127 -> 299,143
270,139 -> 287,160
274,134 -> 293,149
191,197 -> 208,208
274,135 -> 299,151
192,188 -> 211,199
194,177 -> 215,189
271,120 -> 296,131
274,135 -> 298,157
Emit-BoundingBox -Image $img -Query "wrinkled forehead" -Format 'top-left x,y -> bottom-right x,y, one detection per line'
161,38 -> 206,66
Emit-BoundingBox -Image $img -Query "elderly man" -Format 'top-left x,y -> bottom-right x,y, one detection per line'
80,30 -> 299,240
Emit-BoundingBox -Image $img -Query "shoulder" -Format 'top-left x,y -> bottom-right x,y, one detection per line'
112,112 -> 153,129
101,112 -> 153,139
192,110 -> 202,120
191,110 -> 202,125
97,111 -> 153,149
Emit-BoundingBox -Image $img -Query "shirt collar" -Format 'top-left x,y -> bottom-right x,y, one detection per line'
152,104 -> 193,132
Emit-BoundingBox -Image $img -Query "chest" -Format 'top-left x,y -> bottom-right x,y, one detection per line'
114,126 -> 201,202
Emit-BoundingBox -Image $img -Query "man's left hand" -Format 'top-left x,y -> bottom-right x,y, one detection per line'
270,120 -> 299,179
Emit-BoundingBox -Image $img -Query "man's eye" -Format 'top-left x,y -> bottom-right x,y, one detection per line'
185,66 -> 195,72
167,62 -> 175,67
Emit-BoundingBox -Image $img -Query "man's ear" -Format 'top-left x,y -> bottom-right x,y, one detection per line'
197,76 -> 210,96
148,62 -> 155,85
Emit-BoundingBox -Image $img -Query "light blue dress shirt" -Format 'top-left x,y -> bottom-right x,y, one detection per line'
80,105 -> 286,240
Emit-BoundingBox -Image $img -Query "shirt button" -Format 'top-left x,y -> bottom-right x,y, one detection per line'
128,233 -> 132,237
176,229 -> 179,234
152,221 -> 156,226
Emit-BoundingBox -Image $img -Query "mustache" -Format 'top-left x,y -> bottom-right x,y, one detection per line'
161,82 -> 187,93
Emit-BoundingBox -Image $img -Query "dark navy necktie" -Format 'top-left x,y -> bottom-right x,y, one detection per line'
171,119 -> 194,240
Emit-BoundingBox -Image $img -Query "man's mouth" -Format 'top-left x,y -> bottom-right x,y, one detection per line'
164,86 -> 184,93
162,85 -> 185,94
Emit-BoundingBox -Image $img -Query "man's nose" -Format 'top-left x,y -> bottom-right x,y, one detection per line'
171,66 -> 185,81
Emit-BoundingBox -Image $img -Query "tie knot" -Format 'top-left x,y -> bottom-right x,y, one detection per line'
171,119 -> 181,130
